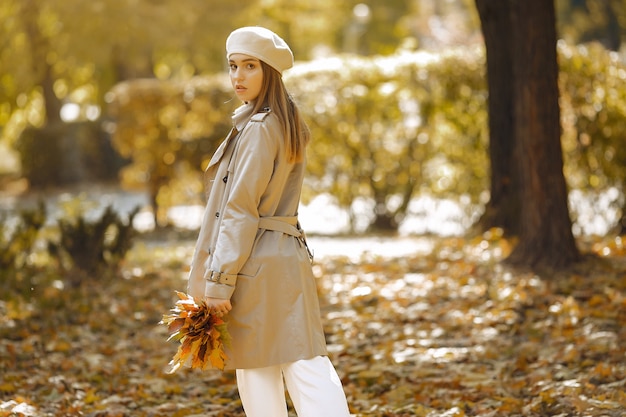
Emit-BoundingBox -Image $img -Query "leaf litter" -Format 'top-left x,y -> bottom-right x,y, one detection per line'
1,232 -> 625,416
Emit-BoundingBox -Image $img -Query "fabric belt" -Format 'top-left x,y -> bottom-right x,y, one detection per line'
258,216 -> 314,261
258,216 -> 301,237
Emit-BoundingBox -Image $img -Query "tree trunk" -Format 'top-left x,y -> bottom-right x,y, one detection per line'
604,0 -> 622,52
41,62 -> 63,125
506,0 -> 580,269
21,0 -> 63,125
474,0 -> 521,236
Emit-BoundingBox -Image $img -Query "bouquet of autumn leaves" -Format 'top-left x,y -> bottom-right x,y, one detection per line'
160,291 -> 231,373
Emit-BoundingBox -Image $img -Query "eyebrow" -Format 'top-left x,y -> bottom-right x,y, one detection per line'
229,58 -> 259,63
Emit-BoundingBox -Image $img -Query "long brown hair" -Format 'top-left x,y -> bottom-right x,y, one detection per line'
250,61 -> 310,163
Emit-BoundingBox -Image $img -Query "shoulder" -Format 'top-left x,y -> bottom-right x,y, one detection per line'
250,106 -> 273,123
244,107 -> 281,139
239,107 -> 281,151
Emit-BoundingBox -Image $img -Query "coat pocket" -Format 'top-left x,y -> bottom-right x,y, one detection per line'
238,258 -> 260,277
238,229 -> 266,277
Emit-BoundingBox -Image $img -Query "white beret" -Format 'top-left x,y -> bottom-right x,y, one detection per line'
226,26 -> 294,74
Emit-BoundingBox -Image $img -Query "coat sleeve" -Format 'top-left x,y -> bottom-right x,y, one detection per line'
204,115 -> 280,299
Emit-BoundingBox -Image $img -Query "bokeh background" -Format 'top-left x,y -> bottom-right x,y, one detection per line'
1,0 -> 625,238
2,2 -> 626,417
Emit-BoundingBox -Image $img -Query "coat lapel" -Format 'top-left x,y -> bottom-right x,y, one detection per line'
206,102 -> 255,170
207,128 -> 237,170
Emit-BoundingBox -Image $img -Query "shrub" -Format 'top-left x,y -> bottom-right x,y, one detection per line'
0,201 -> 46,297
16,121 -> 126,188
48,205 -> 139,286
286,49 -> 489,231
104,42 -> 626,233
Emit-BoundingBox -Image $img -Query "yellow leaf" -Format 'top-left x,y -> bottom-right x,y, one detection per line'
0,382 -> 16,393
588,294 -> 605,307
83,390 -> 100,405
208,345 -> 227,370
592,362 -> 613,378
52,340 -> 72,352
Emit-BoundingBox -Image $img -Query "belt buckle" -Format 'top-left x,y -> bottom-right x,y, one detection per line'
209,270 -> 221,282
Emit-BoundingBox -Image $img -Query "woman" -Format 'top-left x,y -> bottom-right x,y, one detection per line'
187,26 -> 351,417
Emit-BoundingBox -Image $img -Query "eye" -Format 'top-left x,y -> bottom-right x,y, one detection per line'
229,63 -> 237,70
246,63 -> 256,69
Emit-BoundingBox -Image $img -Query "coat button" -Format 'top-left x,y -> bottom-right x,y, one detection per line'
223,176 -> 228,183
215,212 -> 220,218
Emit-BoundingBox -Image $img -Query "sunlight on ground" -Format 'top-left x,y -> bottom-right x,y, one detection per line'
2,219 -> 625,416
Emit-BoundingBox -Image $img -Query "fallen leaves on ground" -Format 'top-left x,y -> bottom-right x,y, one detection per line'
1,233 -> 625,416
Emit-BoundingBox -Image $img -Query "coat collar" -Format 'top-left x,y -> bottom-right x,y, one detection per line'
232,101 -> 256,132
206,102 -> 256,170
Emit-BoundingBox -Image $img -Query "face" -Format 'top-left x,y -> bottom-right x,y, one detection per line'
229,53 -> 264,103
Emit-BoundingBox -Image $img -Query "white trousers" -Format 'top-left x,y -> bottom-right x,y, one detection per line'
236,355 -> 351,417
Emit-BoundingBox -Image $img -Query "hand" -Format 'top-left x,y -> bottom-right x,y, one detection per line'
205,297 -> 232,317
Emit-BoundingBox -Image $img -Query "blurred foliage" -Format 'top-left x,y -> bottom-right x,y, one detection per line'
0,0 -> 479,150
16,121 -> 125,187
106,76 -> 235,226
104,48 -> 489,232
556,0 -> 626,51
559,41 -> 626,232
0,0 -> 623,148
0,201 -> 46,297
0,0 -> 256,145
242,0 -> 354,57
287,49 -> 488,231
48,204 -> 139,285
103,41 -> 626,233
560,41 -> 626,188
0,199 -> 138,296
1,0 -> 626,233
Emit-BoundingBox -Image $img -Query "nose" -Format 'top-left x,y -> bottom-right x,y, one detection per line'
232,67 -> 243,81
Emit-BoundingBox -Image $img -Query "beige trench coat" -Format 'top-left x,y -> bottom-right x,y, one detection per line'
187,103 -> 327,370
